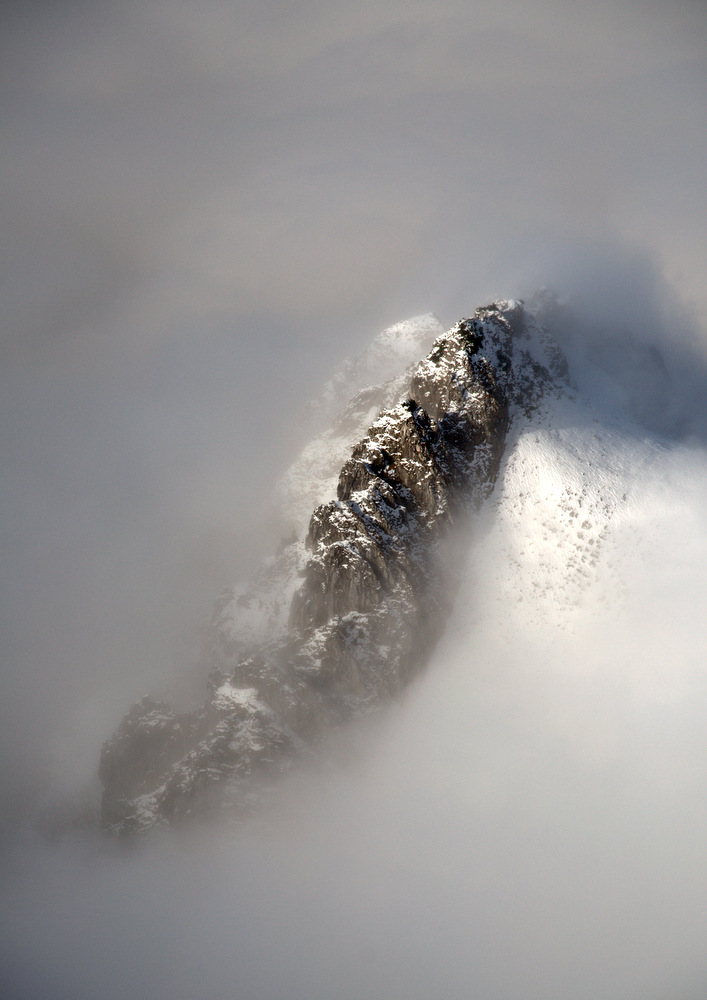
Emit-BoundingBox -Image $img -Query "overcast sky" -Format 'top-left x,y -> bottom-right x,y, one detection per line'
1,1 -> 706,997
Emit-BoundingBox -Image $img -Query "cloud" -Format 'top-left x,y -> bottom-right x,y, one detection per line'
2,0 -> 705,365
1,1 -> 706,997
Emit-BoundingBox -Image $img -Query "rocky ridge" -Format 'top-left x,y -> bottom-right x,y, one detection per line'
99,297 -> 568,834
276,313 -> 444,535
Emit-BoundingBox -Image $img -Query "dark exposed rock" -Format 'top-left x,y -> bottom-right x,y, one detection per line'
99,298 -> 567,834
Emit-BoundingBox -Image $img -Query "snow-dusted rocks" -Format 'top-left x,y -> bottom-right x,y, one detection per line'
99,300 -> 567,834
277,313 -> 444,534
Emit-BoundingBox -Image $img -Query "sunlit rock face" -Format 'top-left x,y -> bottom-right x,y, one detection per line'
99,299 -> 568,834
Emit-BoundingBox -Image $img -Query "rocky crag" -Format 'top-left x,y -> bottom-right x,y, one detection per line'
99,298 -> 568,834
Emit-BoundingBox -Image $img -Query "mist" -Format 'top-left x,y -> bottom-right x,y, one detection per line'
2,1 -> 707,997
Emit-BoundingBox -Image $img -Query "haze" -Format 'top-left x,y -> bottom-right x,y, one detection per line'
1,1 -> 706,998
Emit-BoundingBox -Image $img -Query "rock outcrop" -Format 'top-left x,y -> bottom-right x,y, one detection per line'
99,298 -> 568,834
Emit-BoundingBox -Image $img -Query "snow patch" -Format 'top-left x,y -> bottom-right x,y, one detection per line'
213,683 -> 262,712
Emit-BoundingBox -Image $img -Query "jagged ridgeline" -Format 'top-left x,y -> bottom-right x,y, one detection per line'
100,298 -> 568,834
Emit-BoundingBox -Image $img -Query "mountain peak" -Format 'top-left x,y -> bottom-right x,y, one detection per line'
99,300 -> 568,834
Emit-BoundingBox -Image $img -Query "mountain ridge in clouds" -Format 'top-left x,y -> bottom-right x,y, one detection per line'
2,2 -> 706,994
97,293 -> 615,835
4,288 -> 707,1000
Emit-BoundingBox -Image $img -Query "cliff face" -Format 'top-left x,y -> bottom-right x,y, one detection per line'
99,298 -> 567,834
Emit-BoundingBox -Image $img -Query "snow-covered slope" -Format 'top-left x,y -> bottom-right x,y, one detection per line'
473,393 -> 659,634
